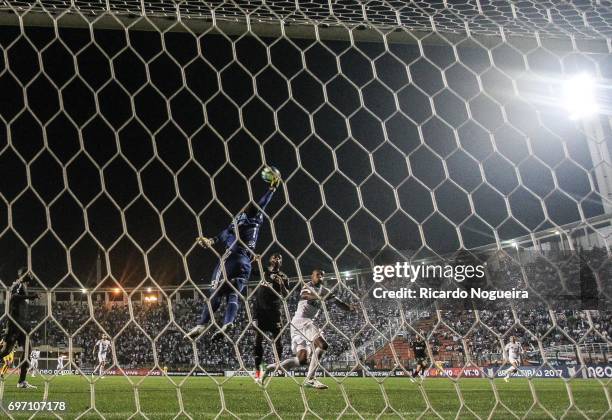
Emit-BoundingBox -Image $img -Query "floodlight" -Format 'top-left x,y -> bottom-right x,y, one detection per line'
563,74 -> 598,119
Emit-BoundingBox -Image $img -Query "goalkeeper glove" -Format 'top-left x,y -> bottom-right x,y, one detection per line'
196,237 -> 215,248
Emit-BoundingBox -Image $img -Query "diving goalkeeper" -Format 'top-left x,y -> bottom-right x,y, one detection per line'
187,167 -> 282,339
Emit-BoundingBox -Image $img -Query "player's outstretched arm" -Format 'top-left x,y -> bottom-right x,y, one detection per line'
320,286 -> 357,311
244,187 -> 277,220
333,299 -> 357,312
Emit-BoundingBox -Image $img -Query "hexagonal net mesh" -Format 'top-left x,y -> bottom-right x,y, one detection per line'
0,0 -> 610,418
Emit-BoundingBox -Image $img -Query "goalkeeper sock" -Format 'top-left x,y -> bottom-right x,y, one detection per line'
198,290 -> 222,325
198,307 -> 211,325
223,299 -> 239,326
306,348 -> 324,380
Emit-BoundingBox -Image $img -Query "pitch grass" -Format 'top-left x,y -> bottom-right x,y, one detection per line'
0,375 -> 610,419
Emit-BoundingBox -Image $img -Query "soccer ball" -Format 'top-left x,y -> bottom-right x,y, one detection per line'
261,166 -> 281,183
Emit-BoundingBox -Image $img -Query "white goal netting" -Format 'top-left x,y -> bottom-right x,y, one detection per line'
0,0 -> 610,418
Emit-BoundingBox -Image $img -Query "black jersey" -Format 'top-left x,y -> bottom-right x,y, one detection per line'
255,268 -> 289,320
9,281 -> 35,326
412,340 -> 427,359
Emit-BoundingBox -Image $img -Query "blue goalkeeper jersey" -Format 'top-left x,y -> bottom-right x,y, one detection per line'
213,189 -> 274,256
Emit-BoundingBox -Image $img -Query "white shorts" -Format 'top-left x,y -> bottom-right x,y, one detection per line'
30,359 -> 38,369
508,356 -> 519,366
98,353 -> 107,364
290,318 -> 323,355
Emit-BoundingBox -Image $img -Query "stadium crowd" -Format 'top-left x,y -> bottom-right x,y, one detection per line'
0,248 -> 609,370
16,298 -> 612,370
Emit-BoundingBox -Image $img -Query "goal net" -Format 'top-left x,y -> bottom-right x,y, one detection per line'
0,0 -> 610,418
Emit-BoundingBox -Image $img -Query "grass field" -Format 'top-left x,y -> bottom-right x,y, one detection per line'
0,375 -> 610,419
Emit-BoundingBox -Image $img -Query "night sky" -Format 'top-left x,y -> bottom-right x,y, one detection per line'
0,20 -> 607,288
